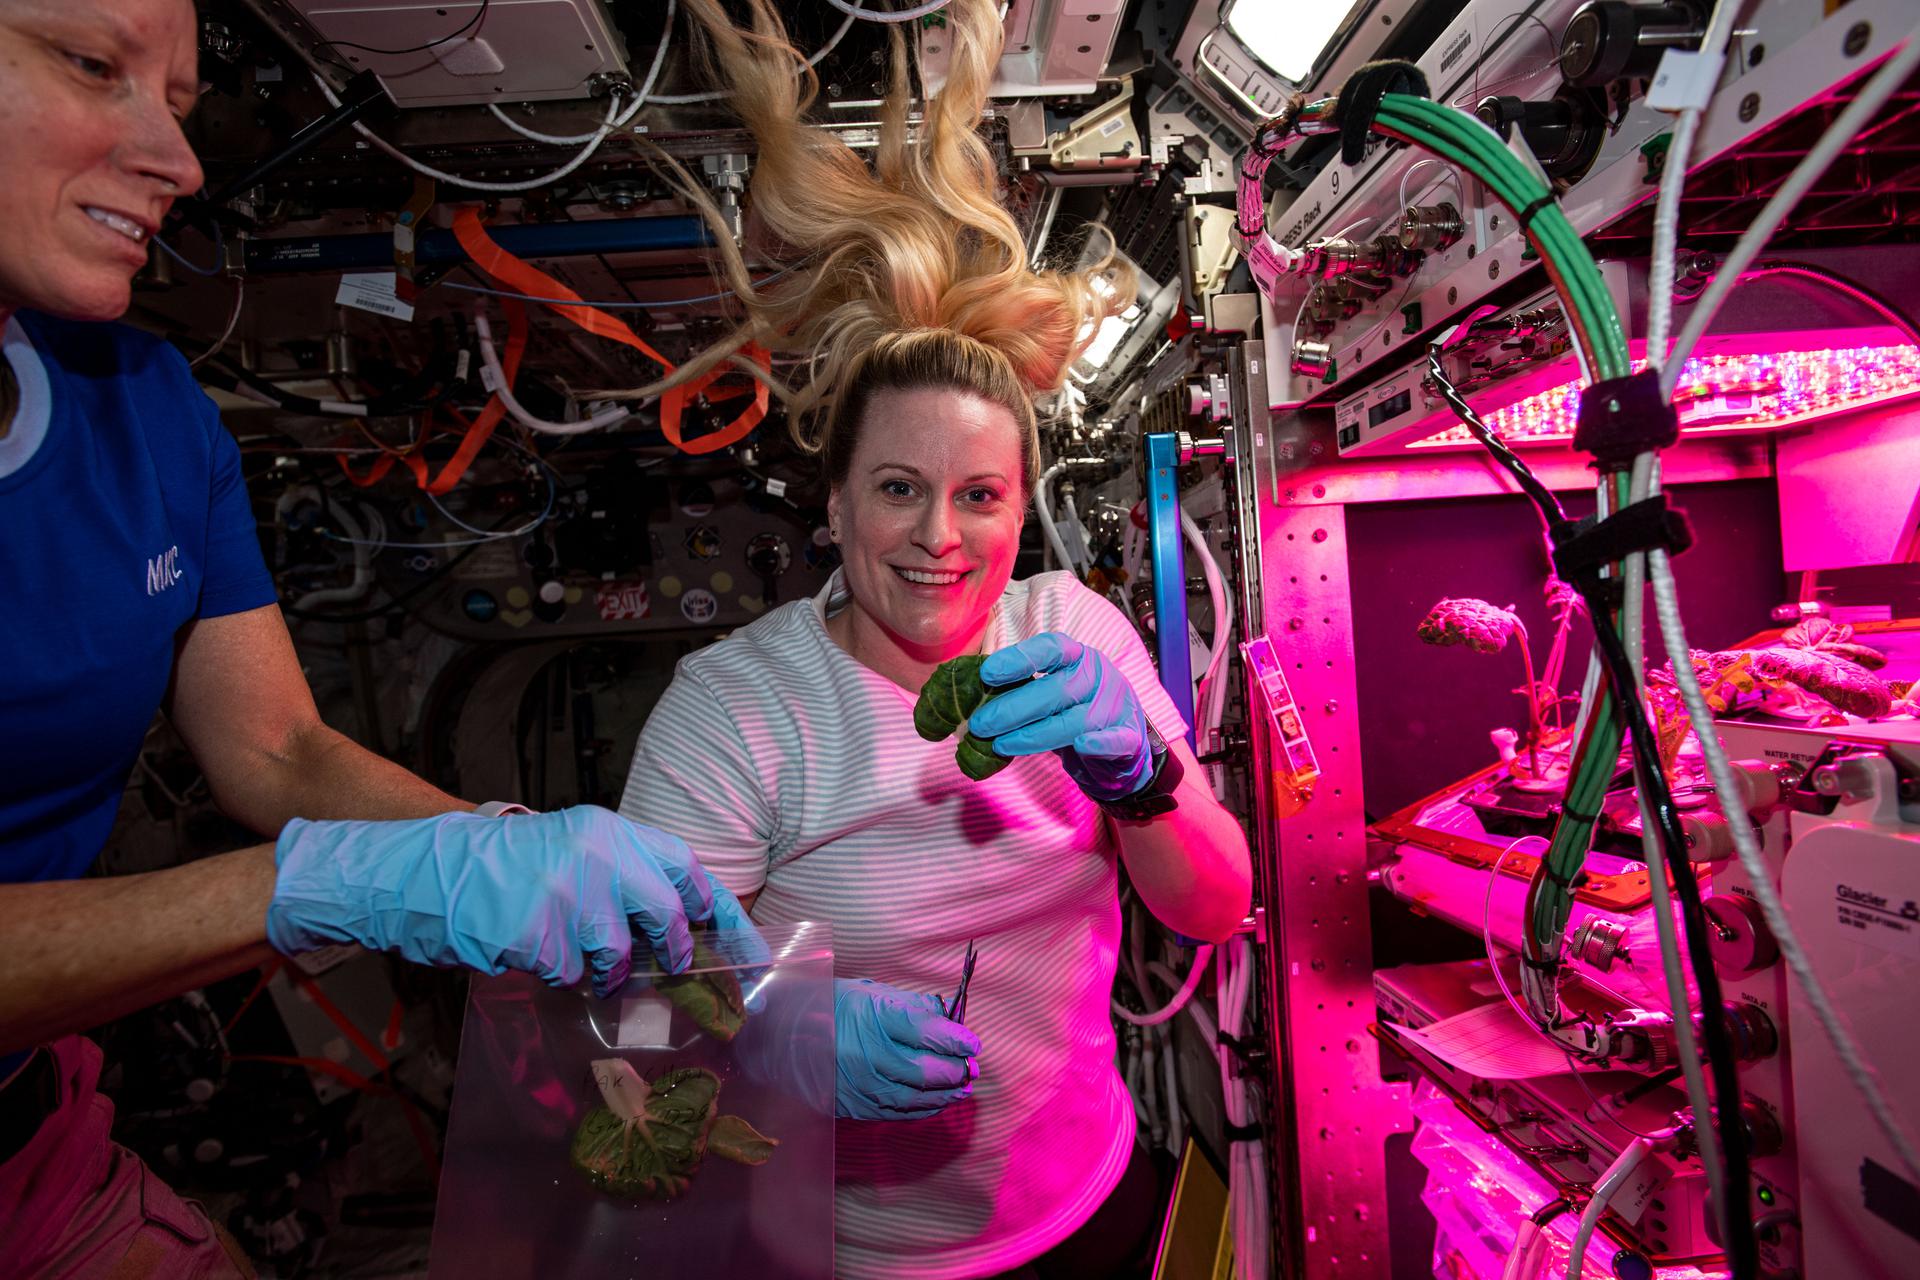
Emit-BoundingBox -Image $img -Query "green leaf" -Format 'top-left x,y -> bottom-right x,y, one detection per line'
709,1113 -> 780,1166
656,936 -> 748,1042
956,730 -> 1010,780
914,654 -> 991,740
915,655 -> 1014,780
570,1067 -> 727,1199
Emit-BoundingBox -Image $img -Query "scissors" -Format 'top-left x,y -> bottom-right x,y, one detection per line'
941,940 -> 978,1026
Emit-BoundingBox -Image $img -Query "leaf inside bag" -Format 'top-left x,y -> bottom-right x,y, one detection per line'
655,936 -> 748,1042
709,1113 -> 780,1165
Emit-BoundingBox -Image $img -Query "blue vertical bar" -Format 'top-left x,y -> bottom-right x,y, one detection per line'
1143,432 -> 1195,747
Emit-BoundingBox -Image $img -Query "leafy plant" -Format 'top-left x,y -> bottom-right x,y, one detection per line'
1416,598 -> 1547,775
571,1061 -> 777,1200
914,654 -> 1011,781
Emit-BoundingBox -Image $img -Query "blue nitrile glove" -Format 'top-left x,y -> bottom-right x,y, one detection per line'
972,632 -> 1156,801
834,978 -> 981,1120
267,805 -> 732,998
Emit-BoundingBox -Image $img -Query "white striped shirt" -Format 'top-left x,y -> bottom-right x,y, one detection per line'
619,569 -> 1185,1279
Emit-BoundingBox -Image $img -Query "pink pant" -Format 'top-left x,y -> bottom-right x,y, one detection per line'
0,1036 -> 251,1280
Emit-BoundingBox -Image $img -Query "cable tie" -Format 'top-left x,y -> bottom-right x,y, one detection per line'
1516,191 -> 1558,229
1224,1121 -> 1265,1143
1558,799 -> 1603,826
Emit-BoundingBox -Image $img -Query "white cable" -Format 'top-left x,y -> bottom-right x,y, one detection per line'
316,75 -> 640,193
296,500 -> 378,610
1567,1137 -> 1654,1280
1643,457 -> 1920,1181
1644,0 -> 1739,371
489,0 -> 675,144
1113,946 -> 1214,1027
1062,489 -> 1092,576
1500,1218 -> 1551,1280
1180,508 -> 1228,678
1181,507 -> 1235,792
1035,462 -> 1080,574
188,279 -> 246,371
1645,107 -> 1702,370
1208,936 -> 1270,1280
1615,455 -> 1730,1247
472,312 -> 633,435
1160,1018 -> 1184,1155
1140,1018 -> 1163,1149
823,0 -> 953,22
1396,157 -> 1464,216
645,9 -> 858,104
1662,24 -> 1920,397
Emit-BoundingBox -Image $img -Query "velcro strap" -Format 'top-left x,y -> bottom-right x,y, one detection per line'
1331,61 -> 1431,165
1550,494 -> 1695,589
1573,368 -> 1680,468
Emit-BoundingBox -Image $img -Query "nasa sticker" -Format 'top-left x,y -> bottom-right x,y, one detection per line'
680,588 -> 719,624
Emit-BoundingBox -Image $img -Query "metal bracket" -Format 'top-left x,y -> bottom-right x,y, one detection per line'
1047,76 -> 1142,171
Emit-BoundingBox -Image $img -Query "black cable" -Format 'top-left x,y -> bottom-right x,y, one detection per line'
1582,591 -> 1758,1280
321,0 -> 490,57
1429,349 -> 1760,1279
200,352 -> 444,419
1426,347 -> 1567,522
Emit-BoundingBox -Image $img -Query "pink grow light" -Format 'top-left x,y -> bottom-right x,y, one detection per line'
1410,344 -> 1920,449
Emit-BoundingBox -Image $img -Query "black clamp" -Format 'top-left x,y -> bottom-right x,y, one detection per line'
1216,1029 -> 1268,1077
1224,1121 -> 1265,1144
1330,60 -> 1431,165
1572,368 -> 1679,470
1549,494 -> 1695,609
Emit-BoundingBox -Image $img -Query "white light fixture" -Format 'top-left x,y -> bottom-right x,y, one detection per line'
1226,0 -> 1354,83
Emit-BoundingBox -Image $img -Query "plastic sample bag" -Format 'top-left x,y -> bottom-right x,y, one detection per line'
429,923 -> 834,1279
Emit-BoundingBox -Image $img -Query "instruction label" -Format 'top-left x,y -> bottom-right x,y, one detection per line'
1835,883 -> 1920,959
335,271 -> 415,322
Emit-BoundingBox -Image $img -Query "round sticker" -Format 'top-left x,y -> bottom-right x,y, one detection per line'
461,589 -> 499,622
710,571 -> 735,594
658,575 -> 684,599
680,588 -> 719,624
678,482 -> 716,519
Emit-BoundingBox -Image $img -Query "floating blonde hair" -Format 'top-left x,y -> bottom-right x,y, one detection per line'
604,0 -> 1131,481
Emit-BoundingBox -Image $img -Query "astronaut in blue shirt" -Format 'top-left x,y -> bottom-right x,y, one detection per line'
0,3 -> 753,1267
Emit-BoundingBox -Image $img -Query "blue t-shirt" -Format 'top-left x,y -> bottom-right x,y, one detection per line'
0,311 -> 277,886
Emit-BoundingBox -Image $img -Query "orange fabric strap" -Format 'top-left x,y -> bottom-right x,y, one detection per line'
335,299 -> 527,494
451,206 -> 770,455
452,208 -> 673,369
660,345 -> 771,455
339,442 -> 430,489
423,297 -> 527,496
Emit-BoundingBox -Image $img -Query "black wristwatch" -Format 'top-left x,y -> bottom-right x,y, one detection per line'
1096,724 -> 1185,821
